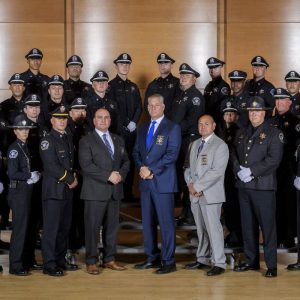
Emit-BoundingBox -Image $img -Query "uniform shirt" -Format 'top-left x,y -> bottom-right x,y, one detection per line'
20,69 -> 49,99
85,91 -> 121,134
144,73 -> 180,118
108,75 -> 142,130
290,92 -> 300,117
170,85 -> 205,136
7,139 -> 31,181
63,78 -> 91,105
204,76 -> 230,122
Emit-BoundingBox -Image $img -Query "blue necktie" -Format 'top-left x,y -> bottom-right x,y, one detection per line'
197,140 -> 205,158
146,121 -> 156,150
103,133 -> 114,159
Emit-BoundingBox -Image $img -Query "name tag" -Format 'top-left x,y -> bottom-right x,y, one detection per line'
200,154 -> 208,165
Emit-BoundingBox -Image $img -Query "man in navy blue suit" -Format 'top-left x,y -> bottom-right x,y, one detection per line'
133,94 -> 181,274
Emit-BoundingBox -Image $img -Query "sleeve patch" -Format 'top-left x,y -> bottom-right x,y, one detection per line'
40,140 -> 49,150
9,149 -> 18,159
221,87 -> 230,95
192,97 -> 201,106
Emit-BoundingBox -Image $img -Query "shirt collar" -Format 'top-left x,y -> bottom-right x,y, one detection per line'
202,132 -> 214,143
151,115 -> 164,126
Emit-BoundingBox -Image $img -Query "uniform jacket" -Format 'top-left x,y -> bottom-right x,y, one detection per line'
184,133 -> 229,205
132,117 -> 181,193
79,130 -> 130,201
63,78 -> 91,105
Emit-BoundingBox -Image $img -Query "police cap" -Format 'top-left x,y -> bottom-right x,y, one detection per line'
157,53 -> 175,64
48,75 -> 64,86
251,56 -> 269,68
8,114 -> 36,129
179,63 -> 200,78
285,70 -> 300,81
8,73 -> 25,85
66,55 -> 83,67
273,88 -> 291,99
228,70 -> 247,81
206,57 -> 225,69
246,96 -> 272,111
50,105 -> 69,118
25,48 -> 43,59
24,94 -> 41,106
70,97 -> 87,109
222,100 -> 238,113
90,70 -> 109,82
113,53 -> 132,64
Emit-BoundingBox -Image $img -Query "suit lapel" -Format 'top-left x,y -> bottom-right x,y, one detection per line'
93,130 -> 113,160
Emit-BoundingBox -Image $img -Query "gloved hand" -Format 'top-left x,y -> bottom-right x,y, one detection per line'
0,182 -> 4,194
242,176 -> 254,183
294,176 -> 300,190
237,166 -> 252,181
27,178 -> 34,185
31,171 -> 40,183
127,121 -> 136,132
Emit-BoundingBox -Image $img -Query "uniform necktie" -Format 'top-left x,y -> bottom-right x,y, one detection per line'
197,140 -> 205,158
103,133 -> 114,159
146,121 -> 156,150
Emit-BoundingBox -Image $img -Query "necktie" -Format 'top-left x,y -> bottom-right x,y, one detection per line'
197,140 -> 205,158
103,133 -> 114,159
146,121 -> 156,150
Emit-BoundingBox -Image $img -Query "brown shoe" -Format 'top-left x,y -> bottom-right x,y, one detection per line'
86,264 -> 99,275
103,261 -> 126,271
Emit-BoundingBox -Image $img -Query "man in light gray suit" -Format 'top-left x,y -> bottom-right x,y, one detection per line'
79,108 -> 130,275
184,115 -> 229,276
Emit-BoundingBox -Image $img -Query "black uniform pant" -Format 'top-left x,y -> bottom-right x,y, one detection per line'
238,189 -> 277,269
84,198 -> 119,265
8,182 -> 33,271
42,191 -> 72,269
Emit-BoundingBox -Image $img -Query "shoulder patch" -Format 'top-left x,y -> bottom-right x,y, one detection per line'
295,124 -> 300,133
192,97 -> 201,106
9,149 -> 18,159
40,140 -> 49,150
221,87 -> 230,95
278,132 -> 284,143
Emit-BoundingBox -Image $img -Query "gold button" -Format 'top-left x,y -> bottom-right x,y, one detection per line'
245,154 -> 248,157
248,140 -> 252,143
245,161 -> 248,164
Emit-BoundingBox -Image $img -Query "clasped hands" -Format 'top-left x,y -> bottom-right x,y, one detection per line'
188,183 -> 203,197
108,171 -> 122,185
139,166 -> 153,180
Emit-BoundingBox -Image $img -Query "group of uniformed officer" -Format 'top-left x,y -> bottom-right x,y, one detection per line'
1,48 -> 300,277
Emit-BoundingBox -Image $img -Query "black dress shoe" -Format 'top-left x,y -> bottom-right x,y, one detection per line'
155,264 -> 176,274
43,267 -> 64,276
9,268 -> 30,276
207,266 -> 225,276
265,268 -> 277,277
25,261 -> 43,271
58,263 -> 79,271
134,260 -> 161,269
234,263 -> 260,272
185,261 -> 210,270
287,262 -> 300,271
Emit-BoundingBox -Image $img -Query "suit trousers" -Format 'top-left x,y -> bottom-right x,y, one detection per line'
191,198 -> 226,269
140,190 -> 176,265
42,190 -> 72,268
84,198 -> 119,265
238,189 -> 277,269
8,182 -> 33,271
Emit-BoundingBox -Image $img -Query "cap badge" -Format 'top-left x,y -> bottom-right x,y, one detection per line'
32,95 -> 37,101
256,56 -> 261,63
182,64 -> 187,69
234,71 -> 238,77
226,102 -> 231,108
291,71 -> 295,77
98,72 -> 103,77
210,58 -> 214,63
72,55 -> 77,61
15,74 -> 20,79
252,101 -> 258,107
123,54 -> 128,59
22,120 -> 27,126
54,75 -> 59,81
33,48 -> 38,54
277,89 -> 282,94
77,98 -> 82,104
161,53 -> 165,59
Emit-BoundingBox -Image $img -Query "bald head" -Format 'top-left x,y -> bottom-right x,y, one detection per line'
198,114 -> 216,138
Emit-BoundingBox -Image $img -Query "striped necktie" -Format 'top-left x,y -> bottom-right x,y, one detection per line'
103,133 -> 114,159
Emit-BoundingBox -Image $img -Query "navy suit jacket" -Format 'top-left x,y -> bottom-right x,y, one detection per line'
133,117 -> 181,193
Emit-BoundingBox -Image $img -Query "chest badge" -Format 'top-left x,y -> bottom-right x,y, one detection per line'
156,135 -> 164,145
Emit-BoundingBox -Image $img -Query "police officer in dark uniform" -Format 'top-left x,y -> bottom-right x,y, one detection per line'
67,97 -> 89,257
7,114 -> 41,275
245,56 -> 275,112
227,70 -> 251,128
64,55 -> 91,105
108,53 -> 142,201
170,63 -> 205,225
40,105 -> 78,276
285,71 -> 300,117
41,75 -> 67,130
232,96 -> 284,278
216,101 -> 242,247
204,57 -> 230,123
20,48 -> 49,99
86,71 -> 121,134
269,88 -> 299,249
144,53 -> 180,118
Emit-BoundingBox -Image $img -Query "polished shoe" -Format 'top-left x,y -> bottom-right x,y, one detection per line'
185,261 -> 210,270
25,261 -> 43,271
86,264 -> 100,275
103,261 -> 126,271
265,268 -> 277,278
287,262 -> 300,271
9,268 -> 30,276
58,263 -> 79,271
43,267 -> 64,277
134,260 -> 162,269
155,264 -> 176,274
234,263 -> 260,272
207,266 -> 225,276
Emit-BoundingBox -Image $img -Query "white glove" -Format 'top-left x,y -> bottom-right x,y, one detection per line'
127,121 -> 136,132
0,182 -> 4,194
31,171 -> 40,183
27,178 -> 34,185
237,166 -> 252,181
294,176 -> 300,190
242,176 -> 254,183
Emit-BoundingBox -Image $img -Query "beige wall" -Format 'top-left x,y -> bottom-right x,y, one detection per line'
1,0 -> 300,99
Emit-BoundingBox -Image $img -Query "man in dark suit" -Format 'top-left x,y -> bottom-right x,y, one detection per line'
79,108 -> 130,275
133,94 -> 181,274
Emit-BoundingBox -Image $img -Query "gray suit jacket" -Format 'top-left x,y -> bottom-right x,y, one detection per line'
79,130 -> 130,201
184,133 -> 229,205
